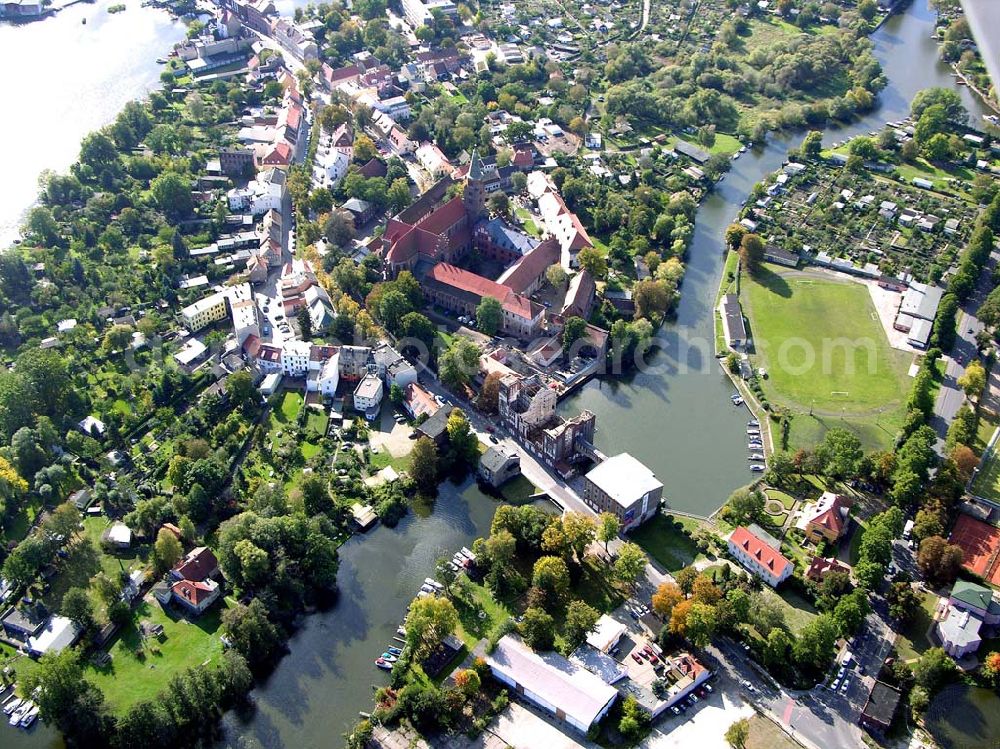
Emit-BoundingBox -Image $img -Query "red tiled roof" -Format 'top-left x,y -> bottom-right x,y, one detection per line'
284,103 -> 303,132
323,64 -> 361,86
172,547 -> 218,582
416,196 -> 467,235
242,334 -> 262,357
359,157 -> 387,178
499,238 -> 560,294
730,526 -> 791,579
263,141 -> 292,165
427,264 -> 539,321
310,344 -> 339,362
257,344 -> 282,363
172,579 -> 216,605
806,556 -> 850,580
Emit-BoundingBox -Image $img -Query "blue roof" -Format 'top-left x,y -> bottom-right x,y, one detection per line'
482,217 -> 538,256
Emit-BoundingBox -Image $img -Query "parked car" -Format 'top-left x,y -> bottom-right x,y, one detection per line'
670,706 -> 681,716
631,653 -> 643,664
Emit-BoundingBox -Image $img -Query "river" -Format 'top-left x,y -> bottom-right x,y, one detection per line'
558,0 -> 994,516
3,0 -> 994,747
0,0 -> 187,248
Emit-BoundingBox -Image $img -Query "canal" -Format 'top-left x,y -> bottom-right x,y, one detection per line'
0,0 -> 187,248
559,0 -> 994,516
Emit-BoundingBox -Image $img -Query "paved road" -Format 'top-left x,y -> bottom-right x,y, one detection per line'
709,596 -> 897,749
930,251 -> 998,450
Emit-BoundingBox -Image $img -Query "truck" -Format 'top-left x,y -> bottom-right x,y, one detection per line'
903,519 -> 914,540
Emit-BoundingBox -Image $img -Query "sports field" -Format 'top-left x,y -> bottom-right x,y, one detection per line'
949,513 -> 1000,586
744,267 -> 912,448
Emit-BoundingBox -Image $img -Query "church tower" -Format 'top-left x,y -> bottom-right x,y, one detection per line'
463,149 -> 495,223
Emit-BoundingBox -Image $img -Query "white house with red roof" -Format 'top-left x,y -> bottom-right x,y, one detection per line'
728,525 -> 792,587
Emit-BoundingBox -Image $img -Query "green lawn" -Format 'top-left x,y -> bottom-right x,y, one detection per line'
895,589 -> 939,663
763,586 -> 819,635
453,578 -> 514,649
87,597 -> 229,713
305,408 -> 328,437
744,267 -> 911,449
630,514 -> 704,572
278,391 -> 303,423
766,489 -> 796,511
971,446 -> 1000,501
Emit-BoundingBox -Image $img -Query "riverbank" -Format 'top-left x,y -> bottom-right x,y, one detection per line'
0,0 -> 187,247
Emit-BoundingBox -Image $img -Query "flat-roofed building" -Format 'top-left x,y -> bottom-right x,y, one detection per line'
486,634 -> 618,734
353,373 -> 383,417
860,681 -> 902,734
582,453 -> 662,531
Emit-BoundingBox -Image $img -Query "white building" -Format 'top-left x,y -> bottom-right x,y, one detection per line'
401,0 -> 457,27
728,525 -> 792,587
353,373 -> 383,416
582,453 -> 662,531
307,353 -> 340,397
416,142 -> 453,179
486,635 -> 618,734
281,340 -> 312,376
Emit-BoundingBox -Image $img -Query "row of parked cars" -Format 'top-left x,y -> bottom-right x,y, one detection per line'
670,681 -> 715,716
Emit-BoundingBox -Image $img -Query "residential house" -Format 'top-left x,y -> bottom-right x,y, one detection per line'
936,579 -> 1000,659
860,681 -> 902,734
402,382 -> 440,420
797,492 -> 853,545
416,404 -> 454,446
353,373 -> 383,417
718,294 -> 747,350
169,547 -> 219,583
805,556 -> 851,582
727,525 -> 792,587
171,578 -> 221,616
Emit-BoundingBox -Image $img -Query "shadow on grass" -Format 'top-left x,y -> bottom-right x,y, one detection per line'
751,265 -> 793,298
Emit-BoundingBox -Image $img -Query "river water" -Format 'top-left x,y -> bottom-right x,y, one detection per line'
0,0 -> 187,248
559,0 -> 993,516
3,0 -> 994,747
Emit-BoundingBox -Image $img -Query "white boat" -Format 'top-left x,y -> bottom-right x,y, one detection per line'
416,590 -> 430,598
750,465 -> 765,472
19,704 -> 38,728
747,428 -> 760,435
732,397 -> 744,406
424,578 -> 444,591
419,584 -> 436,594
460,547 -> 476,561
747,420 -> 759,427
9,702 -> 30,726
2,697 -> 22,715
749,453 -> 765,461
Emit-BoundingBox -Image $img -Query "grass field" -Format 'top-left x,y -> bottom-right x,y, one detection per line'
762,587 -> 818,635
744,267 -> 911,449
86,597 -> 229,713
895,589 -> 938,662
746,713 -> 804,749
630,514 -> 705,572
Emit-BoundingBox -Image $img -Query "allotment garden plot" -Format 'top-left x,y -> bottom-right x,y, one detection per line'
744,268 -> 912,449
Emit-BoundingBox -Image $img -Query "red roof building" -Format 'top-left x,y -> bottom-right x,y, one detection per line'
728,526 -> 792,587
170,547 -> 219,583
805,556 -> 851,582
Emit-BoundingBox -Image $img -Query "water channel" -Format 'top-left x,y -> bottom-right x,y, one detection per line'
2,0 -> 995,746
559,0 -> 993,515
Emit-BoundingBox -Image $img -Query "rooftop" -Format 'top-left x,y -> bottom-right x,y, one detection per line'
585,453 -> 662,508
487,635 -> 618,730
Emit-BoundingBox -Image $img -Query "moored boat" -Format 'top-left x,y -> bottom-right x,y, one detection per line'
375,658 -> 392,670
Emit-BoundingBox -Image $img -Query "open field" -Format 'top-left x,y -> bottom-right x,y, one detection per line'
970,446 -> 1000,502
86,597 -> 230,713
630,513 -> 706,572
761,586 -> 819,636
746,712 -> 804,749
895,589 -> 938,663
744,267 -> 911,449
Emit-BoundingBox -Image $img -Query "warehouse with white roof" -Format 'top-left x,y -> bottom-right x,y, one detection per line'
582,452 -> 663,531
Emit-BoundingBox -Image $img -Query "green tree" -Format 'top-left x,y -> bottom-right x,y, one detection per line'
793,614 -> 838,671
222,599 -> 283,669
61,587 -> 95,632
546,264 -> 568,289
577,247 -> 607,278
685,601 -> 718,647
475,296 -> 502,336
154,527 -> 183,573
725,488 -> 765,525
801,131 -> 823,159
957,359 -> 986,399
564,600 -> 600,648
618,694 -> 650,741
297,306 -> 313,341
739,233 -> 765,274
562,316 -> 588,351
614,541 -> 647,586
150,172 -> 193,223
439,337 -> 480,390
23,649 -> 109,742
446,408 -> 479,465
597,512 -> 620,552
410,436 -> 439,492
725,223 -> 747,250
519,606 -> 556,650
405,596 -> 459,661
532,556 -> 570,602
725,717 -> 750,749
912,647 -> 957,692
